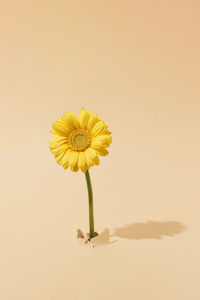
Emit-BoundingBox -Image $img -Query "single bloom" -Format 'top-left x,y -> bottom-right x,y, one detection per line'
49,108 -> 112,172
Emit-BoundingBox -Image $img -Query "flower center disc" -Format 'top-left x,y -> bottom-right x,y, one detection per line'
74,134 -> 87,146
69,130 -> 91,151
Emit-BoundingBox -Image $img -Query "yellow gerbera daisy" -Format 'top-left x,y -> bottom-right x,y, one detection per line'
49,108 -> 112,172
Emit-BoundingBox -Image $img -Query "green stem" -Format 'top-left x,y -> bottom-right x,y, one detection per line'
85,170 -> 94,239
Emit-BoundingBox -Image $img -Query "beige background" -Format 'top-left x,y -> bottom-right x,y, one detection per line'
0,1 -> 200,299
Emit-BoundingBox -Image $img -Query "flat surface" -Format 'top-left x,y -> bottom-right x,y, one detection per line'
0,1 -> 200,299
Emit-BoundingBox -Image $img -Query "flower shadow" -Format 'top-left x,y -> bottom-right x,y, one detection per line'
113,220 -> 186,240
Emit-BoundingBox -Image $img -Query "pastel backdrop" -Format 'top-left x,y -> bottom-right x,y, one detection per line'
0,1 -> 200,300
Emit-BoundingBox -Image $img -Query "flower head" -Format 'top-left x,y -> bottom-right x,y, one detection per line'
49,108 -> 112,172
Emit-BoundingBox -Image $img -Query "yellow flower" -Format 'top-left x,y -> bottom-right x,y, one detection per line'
49,108 -> 112,172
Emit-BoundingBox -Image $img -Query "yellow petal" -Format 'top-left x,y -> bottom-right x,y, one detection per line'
84,149 -> 95,168
95,147 -> 109,157
55,151 -> 66,164
91,135 -> 112,149
50,129 -> 67,137
60,149 -> 72,166
88,110 -> 94,117
79,108 -> 88,129
69,112 -> 80,129
49,136 -> 67,143
52,120 -> 69,136
90,139 -> 102,149
85,147 -> 97,159
50,144 -> 68,156
50,140 -> 68,149
84,147 -> 100,169
91,121 -> 105,137
103,129 -> 111,135
95,113 -> 101,121
86,115 -> 95,131
93,155 -> 100,165
49,135 -> 68,149
69,151 -> 79,172
98,135 -> 112,145
61,113 -> 74,129
63,162 -> 69,170
93,135 -> 107,143
62,112 -> 80,129
78,152 -> 87,172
